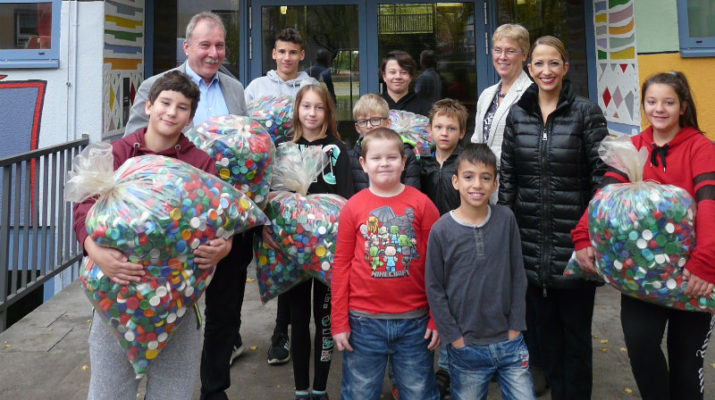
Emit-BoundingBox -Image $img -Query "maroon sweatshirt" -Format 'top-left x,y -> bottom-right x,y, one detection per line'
72,128 -> 217,251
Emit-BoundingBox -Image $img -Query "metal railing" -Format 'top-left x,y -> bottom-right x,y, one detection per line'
0,135 -> 89,332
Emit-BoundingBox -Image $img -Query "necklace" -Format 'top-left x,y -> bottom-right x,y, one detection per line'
497,92 -> 507,98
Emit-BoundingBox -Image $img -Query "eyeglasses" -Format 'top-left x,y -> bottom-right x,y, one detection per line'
492,48 -> 523,56
355,117 -> 387,128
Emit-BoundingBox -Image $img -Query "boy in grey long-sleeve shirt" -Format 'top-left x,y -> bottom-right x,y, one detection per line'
425,143 -> 534,399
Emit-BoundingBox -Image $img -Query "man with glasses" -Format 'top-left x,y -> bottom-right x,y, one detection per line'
348,93 -> 421,192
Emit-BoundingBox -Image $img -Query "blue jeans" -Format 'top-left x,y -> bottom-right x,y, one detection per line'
448,334 -> 535,400
341,314 -> 439,400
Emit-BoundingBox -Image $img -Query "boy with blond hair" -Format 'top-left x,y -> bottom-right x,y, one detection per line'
421,99 -> 468,215
349,93 -> 421,191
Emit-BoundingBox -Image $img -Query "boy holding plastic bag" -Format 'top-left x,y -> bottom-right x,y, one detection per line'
72,71 -> 235,400
571,72 -> 715,400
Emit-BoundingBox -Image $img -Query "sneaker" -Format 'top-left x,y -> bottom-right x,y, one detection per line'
266,333 -> 290,365
391,384 -> 399,400
294,393 -> 310,400
311,392 -> 329,400
435,368 -> 450,400
229,343 -> 245,365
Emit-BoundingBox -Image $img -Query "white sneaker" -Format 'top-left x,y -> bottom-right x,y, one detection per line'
229,343 -> 245,365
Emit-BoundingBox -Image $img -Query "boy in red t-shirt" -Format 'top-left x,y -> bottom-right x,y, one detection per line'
331,128 -> 441,399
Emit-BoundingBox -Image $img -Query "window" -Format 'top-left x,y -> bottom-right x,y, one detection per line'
677,0 -> 715,57
0,1 -> 60,68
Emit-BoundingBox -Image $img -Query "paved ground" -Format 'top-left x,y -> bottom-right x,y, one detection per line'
1,275 -> 714,399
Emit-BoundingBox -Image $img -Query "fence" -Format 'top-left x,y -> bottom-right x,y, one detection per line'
0,135 -> 89,332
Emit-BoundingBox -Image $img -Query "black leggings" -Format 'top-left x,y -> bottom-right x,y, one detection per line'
620,294 -> 714,400
289,278 -> 333,391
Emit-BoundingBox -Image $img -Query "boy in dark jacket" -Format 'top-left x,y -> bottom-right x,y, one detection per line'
349,93 -> 421,191
420,99 -> 468,215
419,98 -> 468,398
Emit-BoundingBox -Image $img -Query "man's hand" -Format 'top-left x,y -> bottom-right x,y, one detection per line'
193,237 -> 232,270
333,332 -> 353,352
508,330 -> 520,340
85,237 -> 144,285
425,328 -> 440,351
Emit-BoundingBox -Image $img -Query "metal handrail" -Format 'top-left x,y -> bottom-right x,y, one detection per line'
0,135 -> 89,332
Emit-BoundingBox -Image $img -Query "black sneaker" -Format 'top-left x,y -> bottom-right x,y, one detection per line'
311,393 -> 329,400
266,333 -> 290,365
435,368 -> 451,400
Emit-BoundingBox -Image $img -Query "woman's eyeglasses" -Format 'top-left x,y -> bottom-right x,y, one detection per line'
492,48 -> 523,56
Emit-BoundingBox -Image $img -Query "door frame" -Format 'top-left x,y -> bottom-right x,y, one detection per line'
248,0 -> 370,96
246,0 -> 488,96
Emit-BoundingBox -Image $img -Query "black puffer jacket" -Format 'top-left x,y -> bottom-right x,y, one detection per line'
420,145 -> 461,215
498,81 -> 608,289
349,138 -> 421,193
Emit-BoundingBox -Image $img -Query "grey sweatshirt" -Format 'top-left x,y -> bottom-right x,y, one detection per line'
244,70 -> 317,102
425,205 -> 527,346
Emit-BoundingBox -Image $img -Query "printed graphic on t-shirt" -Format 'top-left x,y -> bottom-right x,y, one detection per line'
298,143 -> 340,185
358,205 -> 418,278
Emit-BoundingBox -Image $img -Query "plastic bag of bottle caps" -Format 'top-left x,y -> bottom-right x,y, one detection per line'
246,95 -> 294,142
253,238 -> 310,303
186,115 -> 274,209
264,191 -> 346,286
254,143 -> 346,296
65,144 -> 268,377
389,109 -> 433,157
563,136 -> 714,312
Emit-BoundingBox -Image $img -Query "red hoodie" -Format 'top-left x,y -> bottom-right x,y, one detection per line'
72,128 -> 217,251
572,126 -> 715,283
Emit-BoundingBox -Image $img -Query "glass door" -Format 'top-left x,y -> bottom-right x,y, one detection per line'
250,2 -> 363,144
376,2 -> 479,133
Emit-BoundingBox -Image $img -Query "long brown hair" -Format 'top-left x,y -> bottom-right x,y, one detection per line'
641,71 -> 700,132
292,83 -> 340,142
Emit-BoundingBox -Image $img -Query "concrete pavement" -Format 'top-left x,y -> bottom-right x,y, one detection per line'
1,274 -> 714,399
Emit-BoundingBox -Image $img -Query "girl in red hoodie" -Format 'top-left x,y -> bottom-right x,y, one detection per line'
572,71 -> 715,400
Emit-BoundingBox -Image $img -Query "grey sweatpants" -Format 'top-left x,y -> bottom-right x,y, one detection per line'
87,307 -> 202,400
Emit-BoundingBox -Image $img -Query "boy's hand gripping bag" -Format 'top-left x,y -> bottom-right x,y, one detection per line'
255,143 -> 347,301
65,144 -> 268,378
186,115 -> 275,209
563,135 -> 715,312
388,109 -> 433,157
246,95 -> 295,142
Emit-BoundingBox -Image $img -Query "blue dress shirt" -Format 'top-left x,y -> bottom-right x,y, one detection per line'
185,64 -> 230,126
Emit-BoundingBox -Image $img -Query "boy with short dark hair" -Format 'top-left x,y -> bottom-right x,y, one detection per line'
419,98 -> 468,397
425,143 -> 534,400
73,70 -> 232,400
332,128 -> 441,400
244,27 -> 317,102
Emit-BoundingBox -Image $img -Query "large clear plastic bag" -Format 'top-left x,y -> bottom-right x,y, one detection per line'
65,146 -> 268,377
255,143 -> 347,297
246,95 -> 295,142
186,115 -> 274,209
388,109 -> 433,157
564,135 -> 714,312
